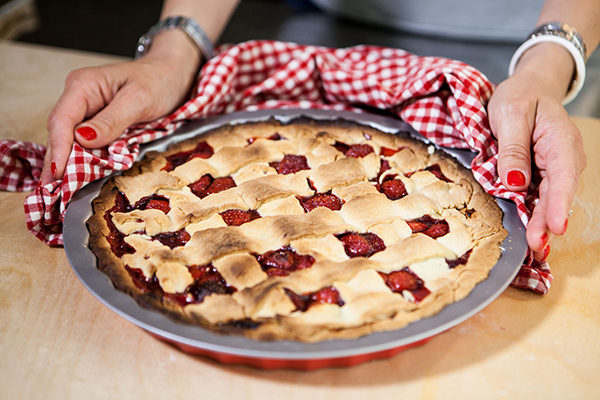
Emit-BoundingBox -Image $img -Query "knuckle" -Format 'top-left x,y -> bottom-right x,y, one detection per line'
127,84 -> 153,106
46,110 -> 59,133
94,112 -> 122,134
46,113 -> 73,146
498,99 -> 535,121
65,68 -> 90,86
500,142 -> 531,163
552,167 -> 581,194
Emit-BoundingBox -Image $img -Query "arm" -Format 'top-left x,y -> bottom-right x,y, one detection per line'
41,0 -> 240,185
487,0 -> 600,259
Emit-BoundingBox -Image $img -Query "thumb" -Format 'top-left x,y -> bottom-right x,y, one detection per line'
74,85 -> 151,149
489,101 -> 536,191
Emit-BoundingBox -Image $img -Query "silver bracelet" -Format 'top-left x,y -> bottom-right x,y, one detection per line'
508,21 -> 587,105
135,16 -> 213,62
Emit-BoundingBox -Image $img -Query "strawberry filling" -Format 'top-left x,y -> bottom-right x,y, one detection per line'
334,141 -> 374,158
336,232 -> 386,258
379,269 -> 430,303
285,286 -> 345,312
135,195 -> 171,214
127,264 -> 236,307
186,264 -> 237,304
377,175 -> 408,200
219,209 -> 261,226
297,192 -> 344,212
255,246 -> 315,277
189,174 -> 236,199
161,141 -> 214,171
380,146 -> 405,157
378,158 -> 391,178
407,215 -> 450,238
153,228 -> 191,249
269,154 -> 310,175
446,249 -> 472,269
105,191 -> 135,257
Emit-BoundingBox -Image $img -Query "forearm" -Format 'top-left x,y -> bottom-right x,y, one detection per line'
537,0 -> 600,53
512,0 -> 600,101
160,0 -> 241,43
141,0 -> 240,80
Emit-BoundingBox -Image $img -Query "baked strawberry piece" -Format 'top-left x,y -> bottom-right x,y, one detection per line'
336,232 -> 386,258
162,141 -> 214,171
189,174 -> 236,199
285,286 -> 345,312
269,154 -> 310,175
333,141 -> 374,158
297,192 -> 343,212
153,228 -> 191,249
378,176 -> 408,200
379,269 -> 430,303
220,209 -> 261,226
406,215 -> 450,239
255,246 -> 315,276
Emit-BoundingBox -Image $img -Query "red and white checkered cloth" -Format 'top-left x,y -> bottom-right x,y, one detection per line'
0,40 -> 552,294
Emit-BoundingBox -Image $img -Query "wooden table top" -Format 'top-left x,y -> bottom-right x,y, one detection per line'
1,40 -> 599,400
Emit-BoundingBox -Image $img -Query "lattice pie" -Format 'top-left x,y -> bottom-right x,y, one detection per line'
87,117 -> 507,342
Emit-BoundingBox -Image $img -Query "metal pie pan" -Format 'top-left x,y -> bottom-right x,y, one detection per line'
64,108 -> 527,369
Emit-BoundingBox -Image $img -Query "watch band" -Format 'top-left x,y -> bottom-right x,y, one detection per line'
531,21 -> 587,60
508,21 -> 587,105
135,16 -> 214,62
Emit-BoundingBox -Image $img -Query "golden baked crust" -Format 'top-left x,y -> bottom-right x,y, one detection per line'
87,117 -> 507,342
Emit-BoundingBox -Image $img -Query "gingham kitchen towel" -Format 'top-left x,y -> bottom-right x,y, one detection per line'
0,40 -> 552,294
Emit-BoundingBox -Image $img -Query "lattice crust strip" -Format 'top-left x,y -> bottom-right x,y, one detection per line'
89,118 -> 506,342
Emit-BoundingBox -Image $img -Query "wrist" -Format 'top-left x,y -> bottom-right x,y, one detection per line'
144,29 -> 202,77
509,21 -> 588,105
511,42 -> 575,102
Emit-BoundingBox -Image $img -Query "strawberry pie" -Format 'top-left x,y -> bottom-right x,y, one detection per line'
87,117 -> 506,342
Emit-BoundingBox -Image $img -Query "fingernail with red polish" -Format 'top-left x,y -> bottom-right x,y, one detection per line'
506,170 -> 526,187
77,126 -> 97,141
563,219 -> 569,235
540,232 -> 549,248
51,162 -> 57,179
542,245 -> 551,261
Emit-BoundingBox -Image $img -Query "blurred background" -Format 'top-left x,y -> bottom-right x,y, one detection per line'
2,0 -> 599,117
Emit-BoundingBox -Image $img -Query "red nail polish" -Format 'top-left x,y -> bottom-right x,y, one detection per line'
77,126 -> 97,141
506,170 -> 526,187
563,219 -> 569,235
540,232 -> 549,248
542,245 -> 551,261
51,162 -> 57,178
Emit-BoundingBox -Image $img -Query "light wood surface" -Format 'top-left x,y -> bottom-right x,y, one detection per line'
1,40 -> 599,400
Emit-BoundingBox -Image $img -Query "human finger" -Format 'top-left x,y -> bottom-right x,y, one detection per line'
488,88 -> 536,192
72,80 -> 158,149
43,67 -> 121,183
526,176 -> 553,259
40,142 -> 54,186
532,113 -> 585,237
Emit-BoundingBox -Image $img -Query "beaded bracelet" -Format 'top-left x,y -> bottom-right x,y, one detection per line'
508,22 -> 587,105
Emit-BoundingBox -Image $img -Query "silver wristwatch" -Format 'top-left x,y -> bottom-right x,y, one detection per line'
135,16 -> 213,61
529,21 -> 587,61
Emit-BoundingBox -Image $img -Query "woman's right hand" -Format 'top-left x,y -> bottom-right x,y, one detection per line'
40,29 -> 202,185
